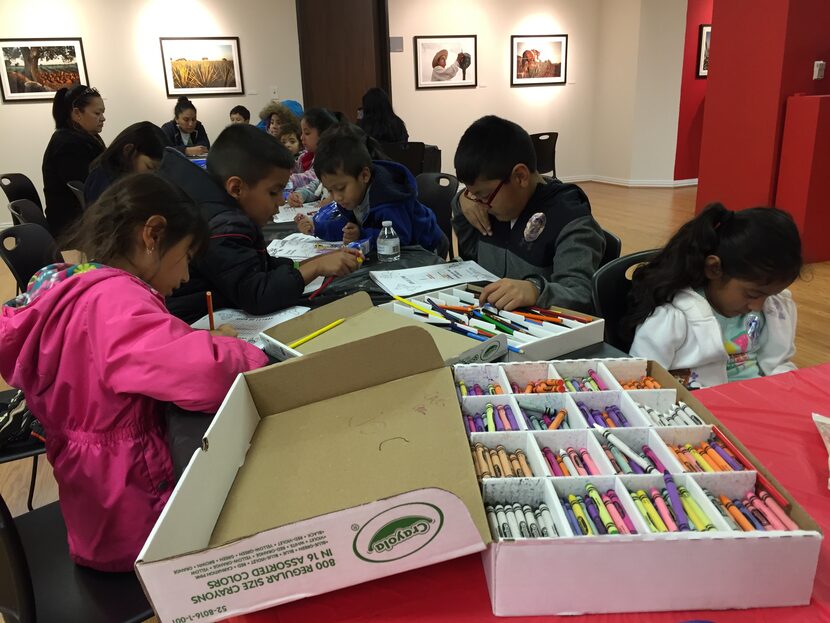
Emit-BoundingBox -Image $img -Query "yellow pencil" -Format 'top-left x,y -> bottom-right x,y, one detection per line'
288,318 -> 346,349
391,294 -> 444,319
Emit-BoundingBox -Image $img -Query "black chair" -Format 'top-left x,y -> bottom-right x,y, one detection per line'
0,390 -> 45,513
0,491 -> 153,623
381,141 -> 426,177
530,132 -> 559,177
416,172 -> 459,258
9,199 -> 49,231
0,224 -> 63,293
67,180 -> 86,212
1,174 -> 42,227
600,228 -> 622,268
591,249 -> 659,352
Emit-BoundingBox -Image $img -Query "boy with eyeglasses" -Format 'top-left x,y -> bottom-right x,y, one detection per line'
451,115 -> 605,313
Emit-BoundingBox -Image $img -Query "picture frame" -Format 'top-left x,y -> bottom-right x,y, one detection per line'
159,37 -> 244,97
510,35 -> 568,87
697,24 -> 711,78
0,38 -> 89,102
413,35 -> 477,89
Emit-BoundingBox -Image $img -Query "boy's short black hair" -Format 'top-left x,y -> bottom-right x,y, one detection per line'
313,124 -> 372,178
207,124 -> 294,185
454,115 -> 537,184
230,105 -> 250,121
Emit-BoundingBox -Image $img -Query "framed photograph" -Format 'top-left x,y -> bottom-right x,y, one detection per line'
510,34 -> 568,87
413,35 -> 476,89
159,37 -> 244,97
0,38 -> 89,102
697,24 -> 711,78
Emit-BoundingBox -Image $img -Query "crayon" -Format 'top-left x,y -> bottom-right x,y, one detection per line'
678,401 -> 704,424
630,492 -> 656,532
650,488 -> 678,532
579,448 -> 600,475
505,504 -> 521,537
678,486 -> 715,531
587,369 -> 608,390
566,447 -> 588,476
744,495 -> 772,529
288,317 -> 346,348
606,490 -> 636,533
757,490 -> 798,530
511,503 -> 530,537
504,405 -> 519,430
587,484 -> 618,534
686,444 -> 716,472
457,380 -> 468,398
601,492 -> 629,534
700,441 -> 731,471
620,375 -> 661,390
542,447 -> 563,476
637,490 -> 668,532
523,504 -> 542,538
473,413 -> 485,432
562,499 -> 581,535
733,499 -> 764,530
495,405 -> 510,430
495,504 -> 511,538
538,503 -> 559,537
584,496 -> 606,534
515,449 -> 533,477
575,495 -> 599,535
641,445 -> 667,472
488,449 -> 504,477
720,495 -> 754,531
549,409 -> 567,430
485,403 -> 496,431
663,473 -> 690,531
608,445 -> 632,474
485,505 -> 501,538
603,446 -> 622,472
473,444 -> 491,478
559,449 -> 577,475
707,439 -> 743,471
509,453 -> 523,477
496,445 -> 513,477
706,491 -> 740,530
568,494 -> 593,535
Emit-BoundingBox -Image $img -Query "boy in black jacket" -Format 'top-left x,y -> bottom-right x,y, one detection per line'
161,124 -> 360,323
452,115 -> 605,313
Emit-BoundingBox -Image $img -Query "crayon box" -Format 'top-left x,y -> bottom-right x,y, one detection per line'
136,327 -> 491,623
259,291 -> 507,364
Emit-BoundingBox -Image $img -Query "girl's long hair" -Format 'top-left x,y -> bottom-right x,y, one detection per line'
622,203 -> 802,338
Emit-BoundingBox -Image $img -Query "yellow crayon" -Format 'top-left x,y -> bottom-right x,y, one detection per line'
678,486 -> 715,531
457,380 -> 468,397
586,484 -> 618,534
637,490 -> 668,532
485,403 -> 496,432
288,318 -> 345,348
568,494 -> 594,535
392,294 -> 444,319
685,444 -> 715,473
630,492 -> 657,532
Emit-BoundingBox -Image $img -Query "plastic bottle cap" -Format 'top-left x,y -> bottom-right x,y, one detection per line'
382,221 -> 393,227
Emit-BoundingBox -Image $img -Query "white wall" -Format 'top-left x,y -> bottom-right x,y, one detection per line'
388,0 -> 601,180
388,0 -> 687,186
0,0 -> 302,211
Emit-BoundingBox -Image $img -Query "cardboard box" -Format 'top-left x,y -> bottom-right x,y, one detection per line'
136,328 -> 490,623
456,358 -> 823,616
260,291 -> 506,365
379,287 -> 604,361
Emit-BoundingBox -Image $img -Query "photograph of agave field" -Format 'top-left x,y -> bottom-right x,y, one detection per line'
160,37 -> 244,96
0,38 -> 89,102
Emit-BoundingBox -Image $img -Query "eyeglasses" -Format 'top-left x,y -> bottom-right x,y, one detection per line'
463,178 -> 508,207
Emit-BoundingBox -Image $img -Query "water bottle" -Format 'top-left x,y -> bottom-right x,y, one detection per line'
377,220 -> 401,262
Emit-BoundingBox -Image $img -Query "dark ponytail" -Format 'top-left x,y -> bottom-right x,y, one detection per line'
174,96 -> 196,119
52,84 -> 100,130
622,203 -> 802,338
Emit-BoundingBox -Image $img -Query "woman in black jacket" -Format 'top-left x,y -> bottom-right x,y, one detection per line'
357,87 -> 409,144
42,84 -> 106,238
160,96 -> 210,156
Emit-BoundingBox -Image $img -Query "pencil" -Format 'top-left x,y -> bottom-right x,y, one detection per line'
288,318 -> 346,349
206,291 -> 215,331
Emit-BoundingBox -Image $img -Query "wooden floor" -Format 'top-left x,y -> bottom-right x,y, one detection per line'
1,180 -> 828,520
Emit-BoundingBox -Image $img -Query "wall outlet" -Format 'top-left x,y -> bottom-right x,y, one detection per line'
269,85 -> 279,99
814,61 -> 826,80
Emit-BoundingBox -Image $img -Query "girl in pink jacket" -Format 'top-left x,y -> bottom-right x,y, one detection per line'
0,173 -> 268,571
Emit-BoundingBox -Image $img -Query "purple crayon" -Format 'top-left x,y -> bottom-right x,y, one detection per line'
608,405 -> 629,427
662,472 -> 690,531
504,405 -> 519,430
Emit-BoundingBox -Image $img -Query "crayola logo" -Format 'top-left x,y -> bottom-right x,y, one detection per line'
353,503 -> 443,563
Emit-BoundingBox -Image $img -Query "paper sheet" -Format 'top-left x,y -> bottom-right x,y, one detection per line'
272,203 -> 320,224
812,413 -> 830,489
369,261 -> 499,296
266,233 -> 341,262
191,306 -> 309,348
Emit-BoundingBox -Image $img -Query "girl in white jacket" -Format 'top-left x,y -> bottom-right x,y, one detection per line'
626,203 -> 802,388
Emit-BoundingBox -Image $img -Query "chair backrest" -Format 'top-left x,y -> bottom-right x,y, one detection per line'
0,174 -> 42,210
530,132 -> 559,177
0,491 -> 36,622
591,249 -> 660,352
600,228 -> 622,268
380,141 -> 426,177
416,172 -> 459,254
66,181 -> 86,212
9,200 -> 49,231
0,224 -> 63,292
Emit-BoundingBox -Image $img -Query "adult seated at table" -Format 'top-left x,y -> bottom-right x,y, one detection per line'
160,96 -> 210,157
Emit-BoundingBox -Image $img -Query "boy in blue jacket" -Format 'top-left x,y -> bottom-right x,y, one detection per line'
295,124 -> 446,256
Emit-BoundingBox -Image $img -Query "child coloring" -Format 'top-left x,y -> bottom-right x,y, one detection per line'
626,203 -> 802,388
0,174 -> 267,571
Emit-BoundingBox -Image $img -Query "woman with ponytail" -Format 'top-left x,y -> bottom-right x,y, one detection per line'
160,96 -> 210,156
42,84 -> 106,238
626,203 -> 802,388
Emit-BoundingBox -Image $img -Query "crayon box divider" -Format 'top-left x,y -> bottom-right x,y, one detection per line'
453,363 -> 511,395
481,477 -> 572,539
619,472 -> 731,532
600,358 -> 663,389
653,425 -> 721,471
569,390 -> 651,428
470,431 -> 548,478
461,395 -> 527,432
549,475 -> 645,536
592,426 -> 685,475
624,389 -> 678,419
513,392 -> 587,429
531,429 -> 614,476
548,360 -> 621,391
498,361 -> 560,390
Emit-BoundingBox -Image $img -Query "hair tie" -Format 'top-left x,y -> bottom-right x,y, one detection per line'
714,210 -> 734,230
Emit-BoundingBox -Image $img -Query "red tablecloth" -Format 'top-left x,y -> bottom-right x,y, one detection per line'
229,365 -> 830,623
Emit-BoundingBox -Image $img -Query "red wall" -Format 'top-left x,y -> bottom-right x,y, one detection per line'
673,0 -> 712,181
696,0 -> 830,212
